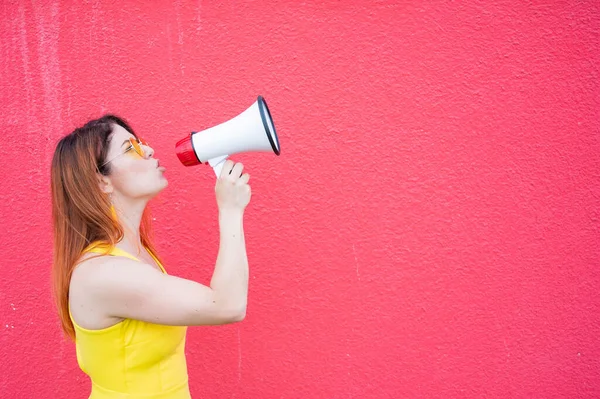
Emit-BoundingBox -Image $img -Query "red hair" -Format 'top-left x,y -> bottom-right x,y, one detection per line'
50,115 -> 162,340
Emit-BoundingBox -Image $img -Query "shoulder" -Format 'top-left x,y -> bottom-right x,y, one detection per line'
71,254 -> 163,302
70,253 -> 166,327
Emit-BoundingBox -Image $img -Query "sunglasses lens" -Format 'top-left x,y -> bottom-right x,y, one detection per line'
130,138 -> 145,157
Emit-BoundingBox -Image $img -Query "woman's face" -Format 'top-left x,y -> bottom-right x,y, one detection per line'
103,124 -> 168,200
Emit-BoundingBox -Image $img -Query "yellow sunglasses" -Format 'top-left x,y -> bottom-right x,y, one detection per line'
100,137 -> 149,168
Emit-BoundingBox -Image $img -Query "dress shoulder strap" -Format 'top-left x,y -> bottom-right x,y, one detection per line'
84,242 -> 140,261
83,242 -> 167,274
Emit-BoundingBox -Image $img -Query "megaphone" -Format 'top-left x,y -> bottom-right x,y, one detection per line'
176,96 -> 280,176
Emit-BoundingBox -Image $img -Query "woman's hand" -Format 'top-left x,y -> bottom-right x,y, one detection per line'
215,160 -> 251,213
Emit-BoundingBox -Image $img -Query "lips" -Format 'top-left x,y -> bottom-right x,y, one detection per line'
156,159 -> 166,172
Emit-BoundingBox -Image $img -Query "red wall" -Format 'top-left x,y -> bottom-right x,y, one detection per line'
1,1 -> 599,398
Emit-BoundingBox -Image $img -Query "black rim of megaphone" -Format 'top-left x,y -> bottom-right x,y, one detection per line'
257,96 -> 280,155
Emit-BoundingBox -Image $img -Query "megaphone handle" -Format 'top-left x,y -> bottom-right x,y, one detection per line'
208,155 -> 229,177
212,161 -> 224,177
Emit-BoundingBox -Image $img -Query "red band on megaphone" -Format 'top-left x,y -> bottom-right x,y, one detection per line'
175,133 -> 202,166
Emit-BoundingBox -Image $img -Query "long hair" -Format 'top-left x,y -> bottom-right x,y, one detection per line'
50,115 -> 162,341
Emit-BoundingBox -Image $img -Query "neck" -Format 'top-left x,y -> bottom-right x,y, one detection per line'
112,194 -> 149,255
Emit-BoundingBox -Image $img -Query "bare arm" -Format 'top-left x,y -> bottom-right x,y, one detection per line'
76,160 -> 251,326
76,257 -> 243,326
209,209 -> 249,321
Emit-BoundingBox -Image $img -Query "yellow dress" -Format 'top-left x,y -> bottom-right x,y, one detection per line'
69,243 -> 191,399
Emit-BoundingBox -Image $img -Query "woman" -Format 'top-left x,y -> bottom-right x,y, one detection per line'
51,115 -> 250,398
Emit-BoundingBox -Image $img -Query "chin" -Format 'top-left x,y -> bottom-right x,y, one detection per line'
148,178 -> 169,198
157,178 -> 169,192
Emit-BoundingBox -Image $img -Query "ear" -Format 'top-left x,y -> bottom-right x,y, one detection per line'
97,173 -> 113,195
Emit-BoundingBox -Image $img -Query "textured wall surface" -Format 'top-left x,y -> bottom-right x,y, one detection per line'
1,1 -> 599,398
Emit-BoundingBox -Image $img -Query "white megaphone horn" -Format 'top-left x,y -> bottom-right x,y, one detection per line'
176,96 -> 280,176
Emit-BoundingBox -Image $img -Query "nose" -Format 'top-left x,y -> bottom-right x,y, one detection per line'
142,143 -> 154,158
